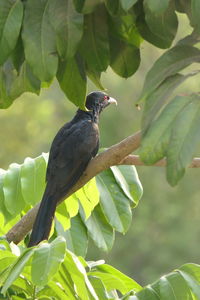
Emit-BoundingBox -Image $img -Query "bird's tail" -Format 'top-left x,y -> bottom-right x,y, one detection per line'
28,189 -> 58,247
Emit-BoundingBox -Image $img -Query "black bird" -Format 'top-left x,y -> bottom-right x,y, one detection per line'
28,91 -> 117,247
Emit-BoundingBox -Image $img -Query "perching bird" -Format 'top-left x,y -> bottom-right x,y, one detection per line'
28,91 -> 117,247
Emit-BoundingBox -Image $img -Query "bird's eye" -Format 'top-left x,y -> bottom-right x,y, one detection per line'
103,95 -> 109,100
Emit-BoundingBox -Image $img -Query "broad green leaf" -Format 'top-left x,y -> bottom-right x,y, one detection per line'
64,250 -> 98,300
31,237 -> 66,286
0,0 -> 23,65
136,4 -> 170,49
139,45 -> 200,102
105,0 -> 121,15
96,264 -> 141,293
164,272 -> 193,299
145,0 -> 170,13
22,0 -> 58,82
40,281 -> 69,299
135,287 -> 159,299
86,69 -> 105,90
73,0 -> 101,14
80,5 -> 109,72
159,276 -> 177,300
81,204 -> 114,251
120,0 -> 138,11
48,0 -> 83,59
21,155 -> 46,206
191,0 -> 200,34
109,36 -> 140,78
96,169 -> 132,233
3,163 -> 25,216
140,95 -> 192,164
116,165 -> 143,206
10,62 -> 41,99
11,36 -> 24,72
1,248 -> 34,294
179,264 -> 200,298
57,56 -> 86,109
88,276 -> 112,299
166,94 -> 200,186
142,71 -> 200,133
0,172 -> 13,223
143,0 -> 178,48
64,215 -> 88,257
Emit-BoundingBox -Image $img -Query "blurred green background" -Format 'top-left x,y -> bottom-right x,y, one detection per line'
0,15 -> 199,286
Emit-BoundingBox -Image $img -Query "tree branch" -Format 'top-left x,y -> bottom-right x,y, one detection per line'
6,130 -> 200,244
6,131 -> 141,244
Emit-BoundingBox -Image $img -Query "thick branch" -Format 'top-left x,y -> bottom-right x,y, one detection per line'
6,131 -> 141,244
6,130 -> 200,245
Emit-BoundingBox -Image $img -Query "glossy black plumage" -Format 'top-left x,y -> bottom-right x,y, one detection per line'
28,91 -> 116,247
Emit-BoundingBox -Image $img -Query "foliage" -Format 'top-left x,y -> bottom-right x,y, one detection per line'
0,238 -> 199,299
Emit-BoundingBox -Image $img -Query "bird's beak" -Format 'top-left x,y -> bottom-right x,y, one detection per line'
108,97 -> 117,105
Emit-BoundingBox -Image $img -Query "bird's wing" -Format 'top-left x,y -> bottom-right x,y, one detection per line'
46,119 -> 99,198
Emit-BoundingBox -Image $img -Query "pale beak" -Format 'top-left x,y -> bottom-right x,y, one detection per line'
108,97 -> 117,105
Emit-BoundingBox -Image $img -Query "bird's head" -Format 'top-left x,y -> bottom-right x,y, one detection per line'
85,91 -> 117,112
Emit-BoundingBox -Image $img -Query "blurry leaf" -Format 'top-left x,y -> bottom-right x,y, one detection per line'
142,71 -> 200,132
136,4 -> 170,49
166,94 -> 200,186
64,194 -> 79,218
0,0 -> 23,65
86,69 -> 105,90
179,264 -> 200,298
88,276 -> 111,299
191,0 -> 200,34
64,215 -> 88,257
115,165 -> 143,206
109,36 -> 140,78
1,248 -> 34,294
0,173 -> 13,223
48,0 -> 83,59
145,0 -> 170,13
81,204 -> 114,251
139,45 -> 200,102
143,0 -> 178,48
21,155 -> 46,206
140,95 -> 192,164
22,0 -> 58,82
175,0 -> 192,14
96,169 -> 132,233
73,0 -> 101,14
3,163 -> 25,216
40,281 -> 69,299
31,237 -> 66,286
63,250 -> 98,300
11,36 -> 24,72
120,0 -> 138,12
11,62 -> 41,99
105,0 -> 121,15
57,55 -> 86,109
96,264 -> 142,293
80,5 -> 109,72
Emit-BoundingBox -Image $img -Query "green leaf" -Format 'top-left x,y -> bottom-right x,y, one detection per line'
80,5 -> 110,72
0,172 -> 13,223
143,1 -> 178,48
109,36 -> 140,78
22,0 -> 58,82
73,0 -> 101,14
166,94 -> 200,186
1,248 -> 34,294
142,71 -> 200,133
21,155 -> 47,206
96,264 -> 142,293
179,264 -> 200,298
96,169 -> 132,233
120,0 -> 138,12
64,215 -> 88,257
3,163 -> 25,216
0,61 -> 17,109
139,45 -> 200,102
104,0 -> 121,15
63,250 -> 98,300
81,204 -> 114,251
0,0 -> 23,65
57,55 -> 86,109
86,69 -> 105,90
140,95 -> 192,164
48,0 -> 83,59
145,0 -> 170,13
11,62 -> 41,99
115,165 -> 143,206
31,237 -> 66,286
191,0 -> 200,34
